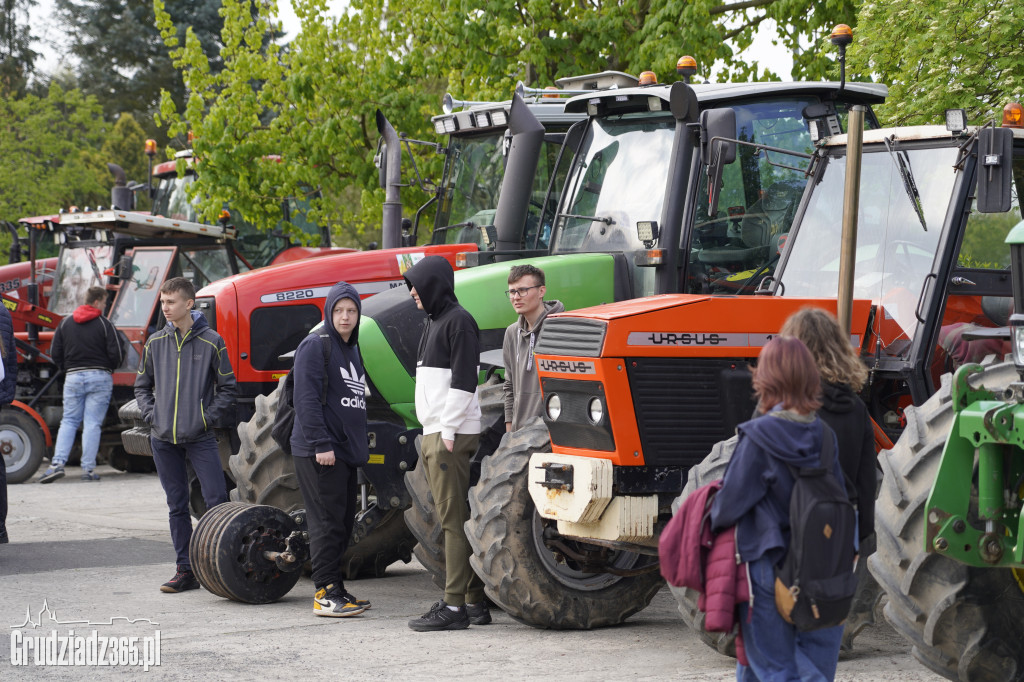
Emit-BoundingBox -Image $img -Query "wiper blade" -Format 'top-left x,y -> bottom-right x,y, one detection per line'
883,135 -> 928,231
555,212 -> 614,225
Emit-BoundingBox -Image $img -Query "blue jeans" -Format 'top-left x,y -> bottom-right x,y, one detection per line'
737,556 -> 844,682
150,436 -> 227,569
52,370 -> 113,472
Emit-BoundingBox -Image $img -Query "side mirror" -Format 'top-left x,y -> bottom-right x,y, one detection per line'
700,109 -> 737,218
976,127 -> 1013,213
117,255 -> 134,281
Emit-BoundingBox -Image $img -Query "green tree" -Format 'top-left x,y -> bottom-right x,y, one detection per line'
0,0 -> 38,96
54,0 -> 228,141
851,0 -> 1024,126
0,84 -> 108,256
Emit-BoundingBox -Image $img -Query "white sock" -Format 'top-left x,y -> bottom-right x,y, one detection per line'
447,605 -> 461,611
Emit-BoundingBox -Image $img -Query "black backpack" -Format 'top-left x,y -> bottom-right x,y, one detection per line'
271,330 -> 332,455
773,423 -> 858,631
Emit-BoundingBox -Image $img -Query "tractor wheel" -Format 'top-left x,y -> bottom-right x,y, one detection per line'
465,418 -> 663,629
672,433 -> 882,657
869,360 -> 1024,682
230,379 -> 413,579
1,408 -> 46,483
189,502 -> 303,603
402,377 -> 505,591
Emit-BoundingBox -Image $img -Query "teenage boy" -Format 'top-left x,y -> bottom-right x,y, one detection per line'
291,282 -> 371,618
501,264 -> 564,432
404,256 -> 489,631
135,277 -> 235,593
40,286 -> 123,483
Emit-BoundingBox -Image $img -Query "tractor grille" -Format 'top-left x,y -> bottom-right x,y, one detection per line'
626,357 -> 755,467
535,318 -> 608,358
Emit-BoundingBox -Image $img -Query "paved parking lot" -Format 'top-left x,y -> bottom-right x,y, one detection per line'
1,465 -> 943,680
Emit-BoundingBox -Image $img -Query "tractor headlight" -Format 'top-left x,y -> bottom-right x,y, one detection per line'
546,394 -> 561,421
1012,314 -> 1024,371
587,397 -> 604,424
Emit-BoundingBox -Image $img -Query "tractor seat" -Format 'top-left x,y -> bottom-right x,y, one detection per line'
697,214 -> 771,266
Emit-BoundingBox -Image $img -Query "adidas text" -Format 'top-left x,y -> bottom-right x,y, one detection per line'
340,396 -> 366,409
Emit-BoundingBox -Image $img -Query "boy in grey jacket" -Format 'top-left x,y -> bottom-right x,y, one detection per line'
502,264 -> 563,432
135,277 -> 236,593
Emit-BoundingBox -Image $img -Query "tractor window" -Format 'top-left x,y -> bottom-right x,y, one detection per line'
180,248 -> 234,291
779,146 -> 959,357
684,99 -> 816,295
524,135 -> 572,250
432,132 -> 507,247
152,174 -> 198,223
109,248 -> 176,329
49,245 -> 114,315
249,304 -> 323,371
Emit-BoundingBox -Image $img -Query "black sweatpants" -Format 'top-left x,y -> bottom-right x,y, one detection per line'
293,455 -> 359,591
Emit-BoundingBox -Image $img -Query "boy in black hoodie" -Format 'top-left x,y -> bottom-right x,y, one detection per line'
291,281 -> 371,617
404,256 -> 489,631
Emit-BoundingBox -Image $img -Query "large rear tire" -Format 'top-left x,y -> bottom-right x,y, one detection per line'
465,418 -> 663,629
869,361 -> 1024,681
230,379 -> 414,579
1,408 -> 46,483
672,433 -> 882,657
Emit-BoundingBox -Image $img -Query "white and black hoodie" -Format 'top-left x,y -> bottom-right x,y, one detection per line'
404,256 -> 482,440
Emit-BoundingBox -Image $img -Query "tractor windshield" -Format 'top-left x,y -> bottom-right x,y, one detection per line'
432,132 -> 507,246
778,145 -> 960,355
49,245 -> 114,315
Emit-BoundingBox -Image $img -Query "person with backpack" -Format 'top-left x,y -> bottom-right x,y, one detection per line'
290,281 -> 371,618
710,336 -> 854,681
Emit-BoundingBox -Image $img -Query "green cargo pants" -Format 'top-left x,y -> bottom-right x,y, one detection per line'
420,431 -> 485,606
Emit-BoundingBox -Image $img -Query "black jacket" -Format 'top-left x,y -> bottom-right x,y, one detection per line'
290,281 -> 369,465
0,305 -> 15,404
51,306 -> 123,373
818,381 -> 876,541
404,256 -> 481,439
134,311 -> 236,444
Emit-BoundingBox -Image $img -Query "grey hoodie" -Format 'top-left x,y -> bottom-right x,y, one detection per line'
502,299 -> 564,431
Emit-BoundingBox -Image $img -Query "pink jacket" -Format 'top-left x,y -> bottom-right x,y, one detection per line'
660,480 -> 749,665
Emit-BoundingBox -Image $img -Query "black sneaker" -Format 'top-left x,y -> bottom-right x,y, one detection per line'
408,600 -> 470,632
0,524 -> 8,544
466,601 -> 492,625
160,566 -> 199,593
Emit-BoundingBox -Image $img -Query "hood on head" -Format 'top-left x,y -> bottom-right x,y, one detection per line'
324,281 -> 362,346
403,256 -> 456,318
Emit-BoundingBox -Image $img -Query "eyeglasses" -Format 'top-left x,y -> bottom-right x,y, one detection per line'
505,285 -> 541,299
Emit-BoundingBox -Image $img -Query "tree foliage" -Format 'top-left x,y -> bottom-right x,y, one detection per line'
0,0 -> 38,96
0,84 -> 108,220
54,0 -> 227,141
851,0 -> 1024,126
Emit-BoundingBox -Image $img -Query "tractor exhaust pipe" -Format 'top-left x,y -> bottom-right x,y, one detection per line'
494,94 -> 544,254
376,110 -> 403,250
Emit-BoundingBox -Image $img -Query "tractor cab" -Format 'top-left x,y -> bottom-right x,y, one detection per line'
545,78 -> 887,299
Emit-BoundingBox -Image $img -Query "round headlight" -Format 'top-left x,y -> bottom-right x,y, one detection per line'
588,397 -> 604,424
546,394 -> 561,421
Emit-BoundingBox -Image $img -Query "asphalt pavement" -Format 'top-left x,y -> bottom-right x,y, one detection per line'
1,464 -> 944,680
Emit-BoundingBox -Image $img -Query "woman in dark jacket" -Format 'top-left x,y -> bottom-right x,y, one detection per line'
710,337 -> 845,681
781,307 -> 875,543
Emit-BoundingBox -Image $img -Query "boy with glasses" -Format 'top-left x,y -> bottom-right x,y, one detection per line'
502,264 -> 563,433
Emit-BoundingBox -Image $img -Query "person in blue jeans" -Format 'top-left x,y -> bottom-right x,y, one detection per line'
135,277 -> 235,593
40,286 -> 123,483
711,336 -> 847,681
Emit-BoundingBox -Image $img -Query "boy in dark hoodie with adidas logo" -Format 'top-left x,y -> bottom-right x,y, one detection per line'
290,281 -> 371,618
403,256 -> 490,631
